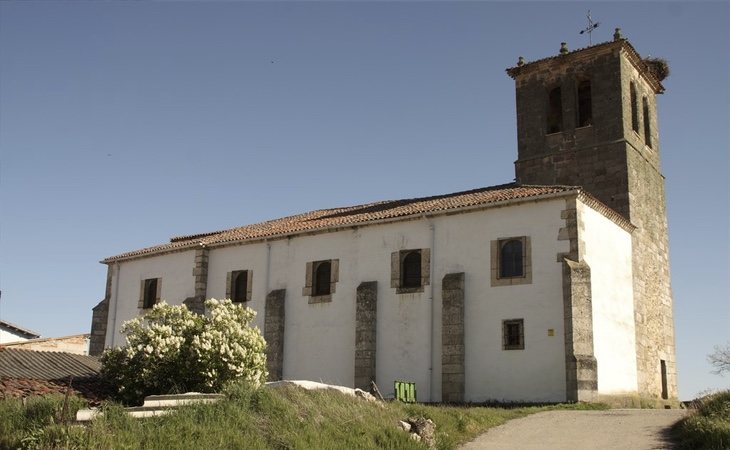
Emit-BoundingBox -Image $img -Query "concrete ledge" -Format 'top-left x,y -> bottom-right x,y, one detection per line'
75,392 -> 224,422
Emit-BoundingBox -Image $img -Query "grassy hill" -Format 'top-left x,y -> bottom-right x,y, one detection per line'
672,390 -> 730,449
0,383 -> 606,450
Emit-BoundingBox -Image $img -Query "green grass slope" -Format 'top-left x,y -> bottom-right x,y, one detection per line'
0,383 -> 607,450
673,390 -> 730,450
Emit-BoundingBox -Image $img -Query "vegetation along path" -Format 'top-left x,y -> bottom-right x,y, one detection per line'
458,409 -> 687,450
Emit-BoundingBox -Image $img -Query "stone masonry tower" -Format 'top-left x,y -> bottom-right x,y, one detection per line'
506,32 -> 677,402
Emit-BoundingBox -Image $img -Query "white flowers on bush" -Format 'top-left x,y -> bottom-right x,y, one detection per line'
101,298 -> 268,404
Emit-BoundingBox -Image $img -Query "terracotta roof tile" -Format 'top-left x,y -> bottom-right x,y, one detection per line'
104,183 -> 583,262
0,377 -> 108,404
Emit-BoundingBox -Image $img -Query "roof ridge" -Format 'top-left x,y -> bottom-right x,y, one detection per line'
103,183 -> 584,263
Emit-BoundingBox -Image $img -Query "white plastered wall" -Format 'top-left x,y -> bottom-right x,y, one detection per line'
105,197 -> 581,402
106,250 -> 196,348
0,329 -> 31,344
458,199 -> 569,402
578,200 -> 638,395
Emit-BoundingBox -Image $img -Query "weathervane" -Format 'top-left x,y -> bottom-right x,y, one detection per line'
579,10 -> 600,45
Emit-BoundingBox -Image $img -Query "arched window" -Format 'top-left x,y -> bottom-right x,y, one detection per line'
630,82 -> 639,132
643,97 -> 652,148
577,79 -> 592,127
314,261 -> 331,296
401,251 -> 422,288
547,87 -> 563,134
500,239 -> 524,278
143,278 -> 158,309
232,271 -> 248,303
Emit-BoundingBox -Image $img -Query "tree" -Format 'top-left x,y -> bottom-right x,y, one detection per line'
708,342 -> 730,376
101,298 -> 267,404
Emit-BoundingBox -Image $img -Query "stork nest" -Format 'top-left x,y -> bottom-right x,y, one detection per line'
643,57 -> 670,81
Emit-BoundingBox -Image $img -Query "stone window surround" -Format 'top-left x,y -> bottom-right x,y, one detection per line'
302,259 -> 339,304
502,318 -> 525,350
490,236 -> 532,287
226,270 -> 253,303
391,248 -> 431,294
138,277 -> 161,310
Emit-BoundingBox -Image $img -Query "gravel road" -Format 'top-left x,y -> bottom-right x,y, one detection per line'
458,409 -> 687,450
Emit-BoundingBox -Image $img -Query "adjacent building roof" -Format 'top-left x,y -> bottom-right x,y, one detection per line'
0,320 -> 40,340
104,183 -> 585,262
2,334 -> 90,355
0,348 -> 101,380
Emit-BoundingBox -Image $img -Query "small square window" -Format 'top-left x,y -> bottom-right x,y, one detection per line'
503,319 -> 524,350
227,270 -> 252,303
303,259 -> 338,303
139,278 -> 161,309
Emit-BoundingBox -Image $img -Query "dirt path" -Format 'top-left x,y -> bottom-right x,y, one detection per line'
459,409 -> 687,450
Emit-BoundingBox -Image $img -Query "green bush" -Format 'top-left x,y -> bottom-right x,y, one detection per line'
674,390 -> 730,449
101,298 -> 267,405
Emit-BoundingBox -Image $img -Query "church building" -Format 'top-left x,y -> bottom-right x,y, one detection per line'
89,32 -> 677,405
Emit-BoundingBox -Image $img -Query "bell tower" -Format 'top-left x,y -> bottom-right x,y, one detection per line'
506,31 -> 677,402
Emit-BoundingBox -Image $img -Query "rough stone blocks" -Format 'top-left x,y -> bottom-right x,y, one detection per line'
441,272 -> 465,403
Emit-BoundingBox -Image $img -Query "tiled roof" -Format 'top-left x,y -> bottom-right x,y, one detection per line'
0,320 -> 40,340
0,377 -> 108,404
505,39 -> 664,94
104,183 -> 582,262
0,348 -> 101,380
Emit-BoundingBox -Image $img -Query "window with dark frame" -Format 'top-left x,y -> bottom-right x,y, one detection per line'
503,319 -> 524,350
577,79 -> 592,127
313,261 -> 332,296
499,239 -> 524,278
401,250 -> 422,288
143,278 -> 158,309
303,259 -> 338,302
391,249 -> 430,293
630,82 -> 640,133
231,270 -> 248,303
547,87 -> 563,134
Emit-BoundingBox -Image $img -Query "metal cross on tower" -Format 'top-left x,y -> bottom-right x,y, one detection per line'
579,10 -> 600,45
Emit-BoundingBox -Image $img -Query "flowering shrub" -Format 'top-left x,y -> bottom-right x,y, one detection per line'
101,299 -> 267,405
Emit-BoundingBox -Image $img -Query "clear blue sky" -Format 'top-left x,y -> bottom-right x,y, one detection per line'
1,1 -> 727,400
